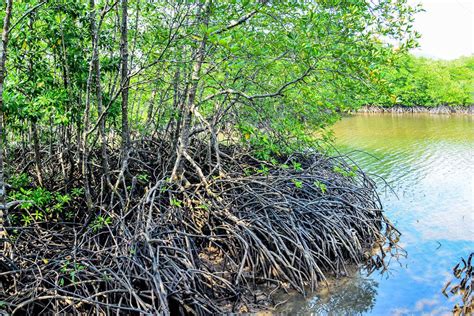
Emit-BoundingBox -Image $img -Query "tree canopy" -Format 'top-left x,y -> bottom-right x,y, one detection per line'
1,0 -> 421,160
364,55 -> 474,107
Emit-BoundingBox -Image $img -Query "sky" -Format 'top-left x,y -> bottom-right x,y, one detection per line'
409,0 -> 473,60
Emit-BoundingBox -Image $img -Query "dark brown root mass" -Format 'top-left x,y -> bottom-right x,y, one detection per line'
357,104 -> 474,114
0,139 -> 400,315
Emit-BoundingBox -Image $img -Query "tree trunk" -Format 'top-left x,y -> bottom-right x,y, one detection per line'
82,16 -> 96,210
29,17 -> 43,187
170,0 -> 210,181
90,0 -> 111,188
0,0 -> 13,250
120,0 -> 130,154
31,121 -> 44,186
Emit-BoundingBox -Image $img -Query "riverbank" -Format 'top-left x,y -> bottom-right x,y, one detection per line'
357,105 -> 473,114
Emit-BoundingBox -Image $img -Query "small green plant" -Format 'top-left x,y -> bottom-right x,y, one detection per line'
21,213 -> 32,226
70,263 -> 85,283
33,209 -> 44,220
9,186 -> 78,225
137,173 -> 149,182
244,168 -> 254,176
291,179 -> 303,189
7,214 -> 18,224
71,187 -> 84,198
90,215 -> 112,232
9,189 -> 32,210
257,164 -> 270,175
349,166 -> 358,177
55,193 -> 71,204
313,180 -> 327,194
64,210 -> 74,221
9,173 -> 31,189
10,187 -> 52,209
196,203 -> 209,210
333,166 -> 343,175
333,165 -> 358,178
60,260 -> 85,284
292,161 -> 302,171
170,198 -> 182,207
52,193 -> 71,213
159,184 -> 168,193
60,260 -> 70,274
30,188 -> 52,206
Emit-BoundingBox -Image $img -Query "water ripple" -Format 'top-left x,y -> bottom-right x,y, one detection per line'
289,114 -> 474,315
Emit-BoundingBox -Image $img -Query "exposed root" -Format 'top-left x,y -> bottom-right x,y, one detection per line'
357,105 -> 474,114
0,139 -> 400,315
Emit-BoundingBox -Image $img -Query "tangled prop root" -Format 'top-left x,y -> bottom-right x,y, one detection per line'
0,140 -> 400,315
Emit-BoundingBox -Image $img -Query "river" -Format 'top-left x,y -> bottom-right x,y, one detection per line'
279,113 -> 474,315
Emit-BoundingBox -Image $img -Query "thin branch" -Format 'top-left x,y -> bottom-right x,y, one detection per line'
212,10 -> 258,35
198,66 -> 313,104
9,1 -> 47,32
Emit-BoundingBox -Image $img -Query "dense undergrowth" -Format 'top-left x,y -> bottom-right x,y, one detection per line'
0,139 -> 400,314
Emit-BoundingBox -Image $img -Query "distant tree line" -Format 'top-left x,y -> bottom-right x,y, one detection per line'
364,55 -> 474,107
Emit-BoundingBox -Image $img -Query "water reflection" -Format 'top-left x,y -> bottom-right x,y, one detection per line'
278,275 -> 379,315
289,113 -> 473,315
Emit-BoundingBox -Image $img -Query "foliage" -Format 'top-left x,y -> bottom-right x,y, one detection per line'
7,179 -> 83,226
313,180 -> 328,194
89,214 -> 112,232
1,0 -> 421,158
363,55 -> 474,107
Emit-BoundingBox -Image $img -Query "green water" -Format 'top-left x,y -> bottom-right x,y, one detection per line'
282,113 -> 474,315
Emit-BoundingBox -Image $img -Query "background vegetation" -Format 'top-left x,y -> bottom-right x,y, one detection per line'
364,55 -> 474,107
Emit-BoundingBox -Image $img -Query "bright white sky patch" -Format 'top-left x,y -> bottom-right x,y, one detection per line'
409,0 -> 473,60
